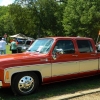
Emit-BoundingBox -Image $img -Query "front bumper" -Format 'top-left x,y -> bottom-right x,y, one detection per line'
0,81 -> 2,87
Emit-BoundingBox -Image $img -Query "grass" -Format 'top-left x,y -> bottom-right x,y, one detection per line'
6,44 -> 11,54
0,76 -> 100,100
1,45 -> 100,100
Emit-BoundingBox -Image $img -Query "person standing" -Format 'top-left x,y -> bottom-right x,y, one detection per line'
0,38 -> 6,55
3,33 -> 8,44
10,39 -> 17,54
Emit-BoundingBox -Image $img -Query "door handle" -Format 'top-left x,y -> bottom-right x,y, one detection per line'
72,55 -> 78,57
91,54 -> 96,56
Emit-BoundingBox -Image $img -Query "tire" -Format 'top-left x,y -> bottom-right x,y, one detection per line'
11,72 -> 39,95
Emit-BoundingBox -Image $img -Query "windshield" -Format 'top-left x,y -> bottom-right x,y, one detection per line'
27,38 -> 54,54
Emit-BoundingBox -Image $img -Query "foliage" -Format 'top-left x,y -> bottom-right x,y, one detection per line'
8,0 -> 65,38
1,0 -> 100,41
0,6 -> 15,37
63,0 -> 100,41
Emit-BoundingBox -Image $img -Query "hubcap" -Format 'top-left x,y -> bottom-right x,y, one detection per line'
18,76 -> 34,93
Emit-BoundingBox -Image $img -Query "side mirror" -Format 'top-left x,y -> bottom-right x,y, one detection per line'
56,49 -> 64,54
52,48 -> 63,60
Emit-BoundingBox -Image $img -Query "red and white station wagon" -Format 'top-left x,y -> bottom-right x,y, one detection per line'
0,37 -> 99,95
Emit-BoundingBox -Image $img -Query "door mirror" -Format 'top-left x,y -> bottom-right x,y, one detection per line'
52,48 -> 63,60
56,49 -> 64,54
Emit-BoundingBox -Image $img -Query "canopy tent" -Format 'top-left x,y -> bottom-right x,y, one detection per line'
9,33 -> 27,39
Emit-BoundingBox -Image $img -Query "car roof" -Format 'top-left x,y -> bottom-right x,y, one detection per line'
38,36 -> 92,40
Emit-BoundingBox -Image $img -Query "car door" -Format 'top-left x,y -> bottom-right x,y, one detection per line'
76,39 -> 98,77
51,39 -> 80,82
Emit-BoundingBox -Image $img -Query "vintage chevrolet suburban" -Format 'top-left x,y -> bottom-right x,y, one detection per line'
0,37 -> 99,95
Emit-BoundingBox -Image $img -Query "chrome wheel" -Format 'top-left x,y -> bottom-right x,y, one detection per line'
18,76 -> 34,93
11,72 -> 39,95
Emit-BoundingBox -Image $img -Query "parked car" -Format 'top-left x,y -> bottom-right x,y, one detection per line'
22,39 -> 34,52
0,37 -> 99,96
17,39 -> 26,53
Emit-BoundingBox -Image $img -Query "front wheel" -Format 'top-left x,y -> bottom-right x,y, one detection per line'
11,72 -> 39,95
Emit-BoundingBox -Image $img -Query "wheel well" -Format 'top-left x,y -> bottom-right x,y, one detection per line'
11,71 -> 42,85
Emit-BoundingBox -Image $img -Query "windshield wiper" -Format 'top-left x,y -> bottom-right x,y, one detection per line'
27,49 -> 40,53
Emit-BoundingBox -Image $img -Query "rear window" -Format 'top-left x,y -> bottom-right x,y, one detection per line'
26,41 -> 32,45
77,40 -> 93,53
18,40 -> 25,44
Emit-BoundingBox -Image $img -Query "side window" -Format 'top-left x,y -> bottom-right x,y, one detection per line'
53,40 -> 75,54
77,40 -> 93,53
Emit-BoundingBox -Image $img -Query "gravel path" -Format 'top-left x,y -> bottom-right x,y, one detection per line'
43,88 -> 100,100
69,92 -> 100,100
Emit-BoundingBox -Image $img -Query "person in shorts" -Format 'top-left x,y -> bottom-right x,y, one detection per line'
10,39 -> 17,54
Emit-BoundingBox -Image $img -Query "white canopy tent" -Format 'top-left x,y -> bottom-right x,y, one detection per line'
9,33 -> 27,39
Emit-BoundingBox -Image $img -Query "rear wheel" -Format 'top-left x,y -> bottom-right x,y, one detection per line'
11,72 -> 39,95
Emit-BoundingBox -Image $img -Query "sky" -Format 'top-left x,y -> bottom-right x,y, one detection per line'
0,0 -> 15,6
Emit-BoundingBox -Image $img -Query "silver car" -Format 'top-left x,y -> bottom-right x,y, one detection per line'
22,40 -> 34,52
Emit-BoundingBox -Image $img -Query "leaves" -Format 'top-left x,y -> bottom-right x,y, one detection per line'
1,0 -> 100,41
0,6 -> 15,36
63,0 -> 100,40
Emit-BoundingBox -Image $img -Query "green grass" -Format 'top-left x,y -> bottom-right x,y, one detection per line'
0,76 -> 100,100
6,44 -> 11,54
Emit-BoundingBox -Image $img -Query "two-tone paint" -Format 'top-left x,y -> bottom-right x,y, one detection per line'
0,37 -> 100,89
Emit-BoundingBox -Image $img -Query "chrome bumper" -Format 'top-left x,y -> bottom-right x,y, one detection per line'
0,81 -> 2,87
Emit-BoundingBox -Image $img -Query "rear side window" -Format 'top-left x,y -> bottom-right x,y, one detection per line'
77,40 -> 93,53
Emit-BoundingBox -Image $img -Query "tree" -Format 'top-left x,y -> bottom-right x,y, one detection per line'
0,6 -> 15,36
9,4 -> 31,35
9,0 -> 66,38
63,0 -> 100,41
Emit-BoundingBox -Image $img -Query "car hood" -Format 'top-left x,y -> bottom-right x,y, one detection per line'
0,52 -> 50,69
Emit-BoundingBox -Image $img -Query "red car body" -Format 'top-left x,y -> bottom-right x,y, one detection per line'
0,37 -> 100,95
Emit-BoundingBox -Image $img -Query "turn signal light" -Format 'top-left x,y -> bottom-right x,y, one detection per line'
5,71 -> 9,80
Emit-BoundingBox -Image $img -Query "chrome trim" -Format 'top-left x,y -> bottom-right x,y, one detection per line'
0,81 -> 2,87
